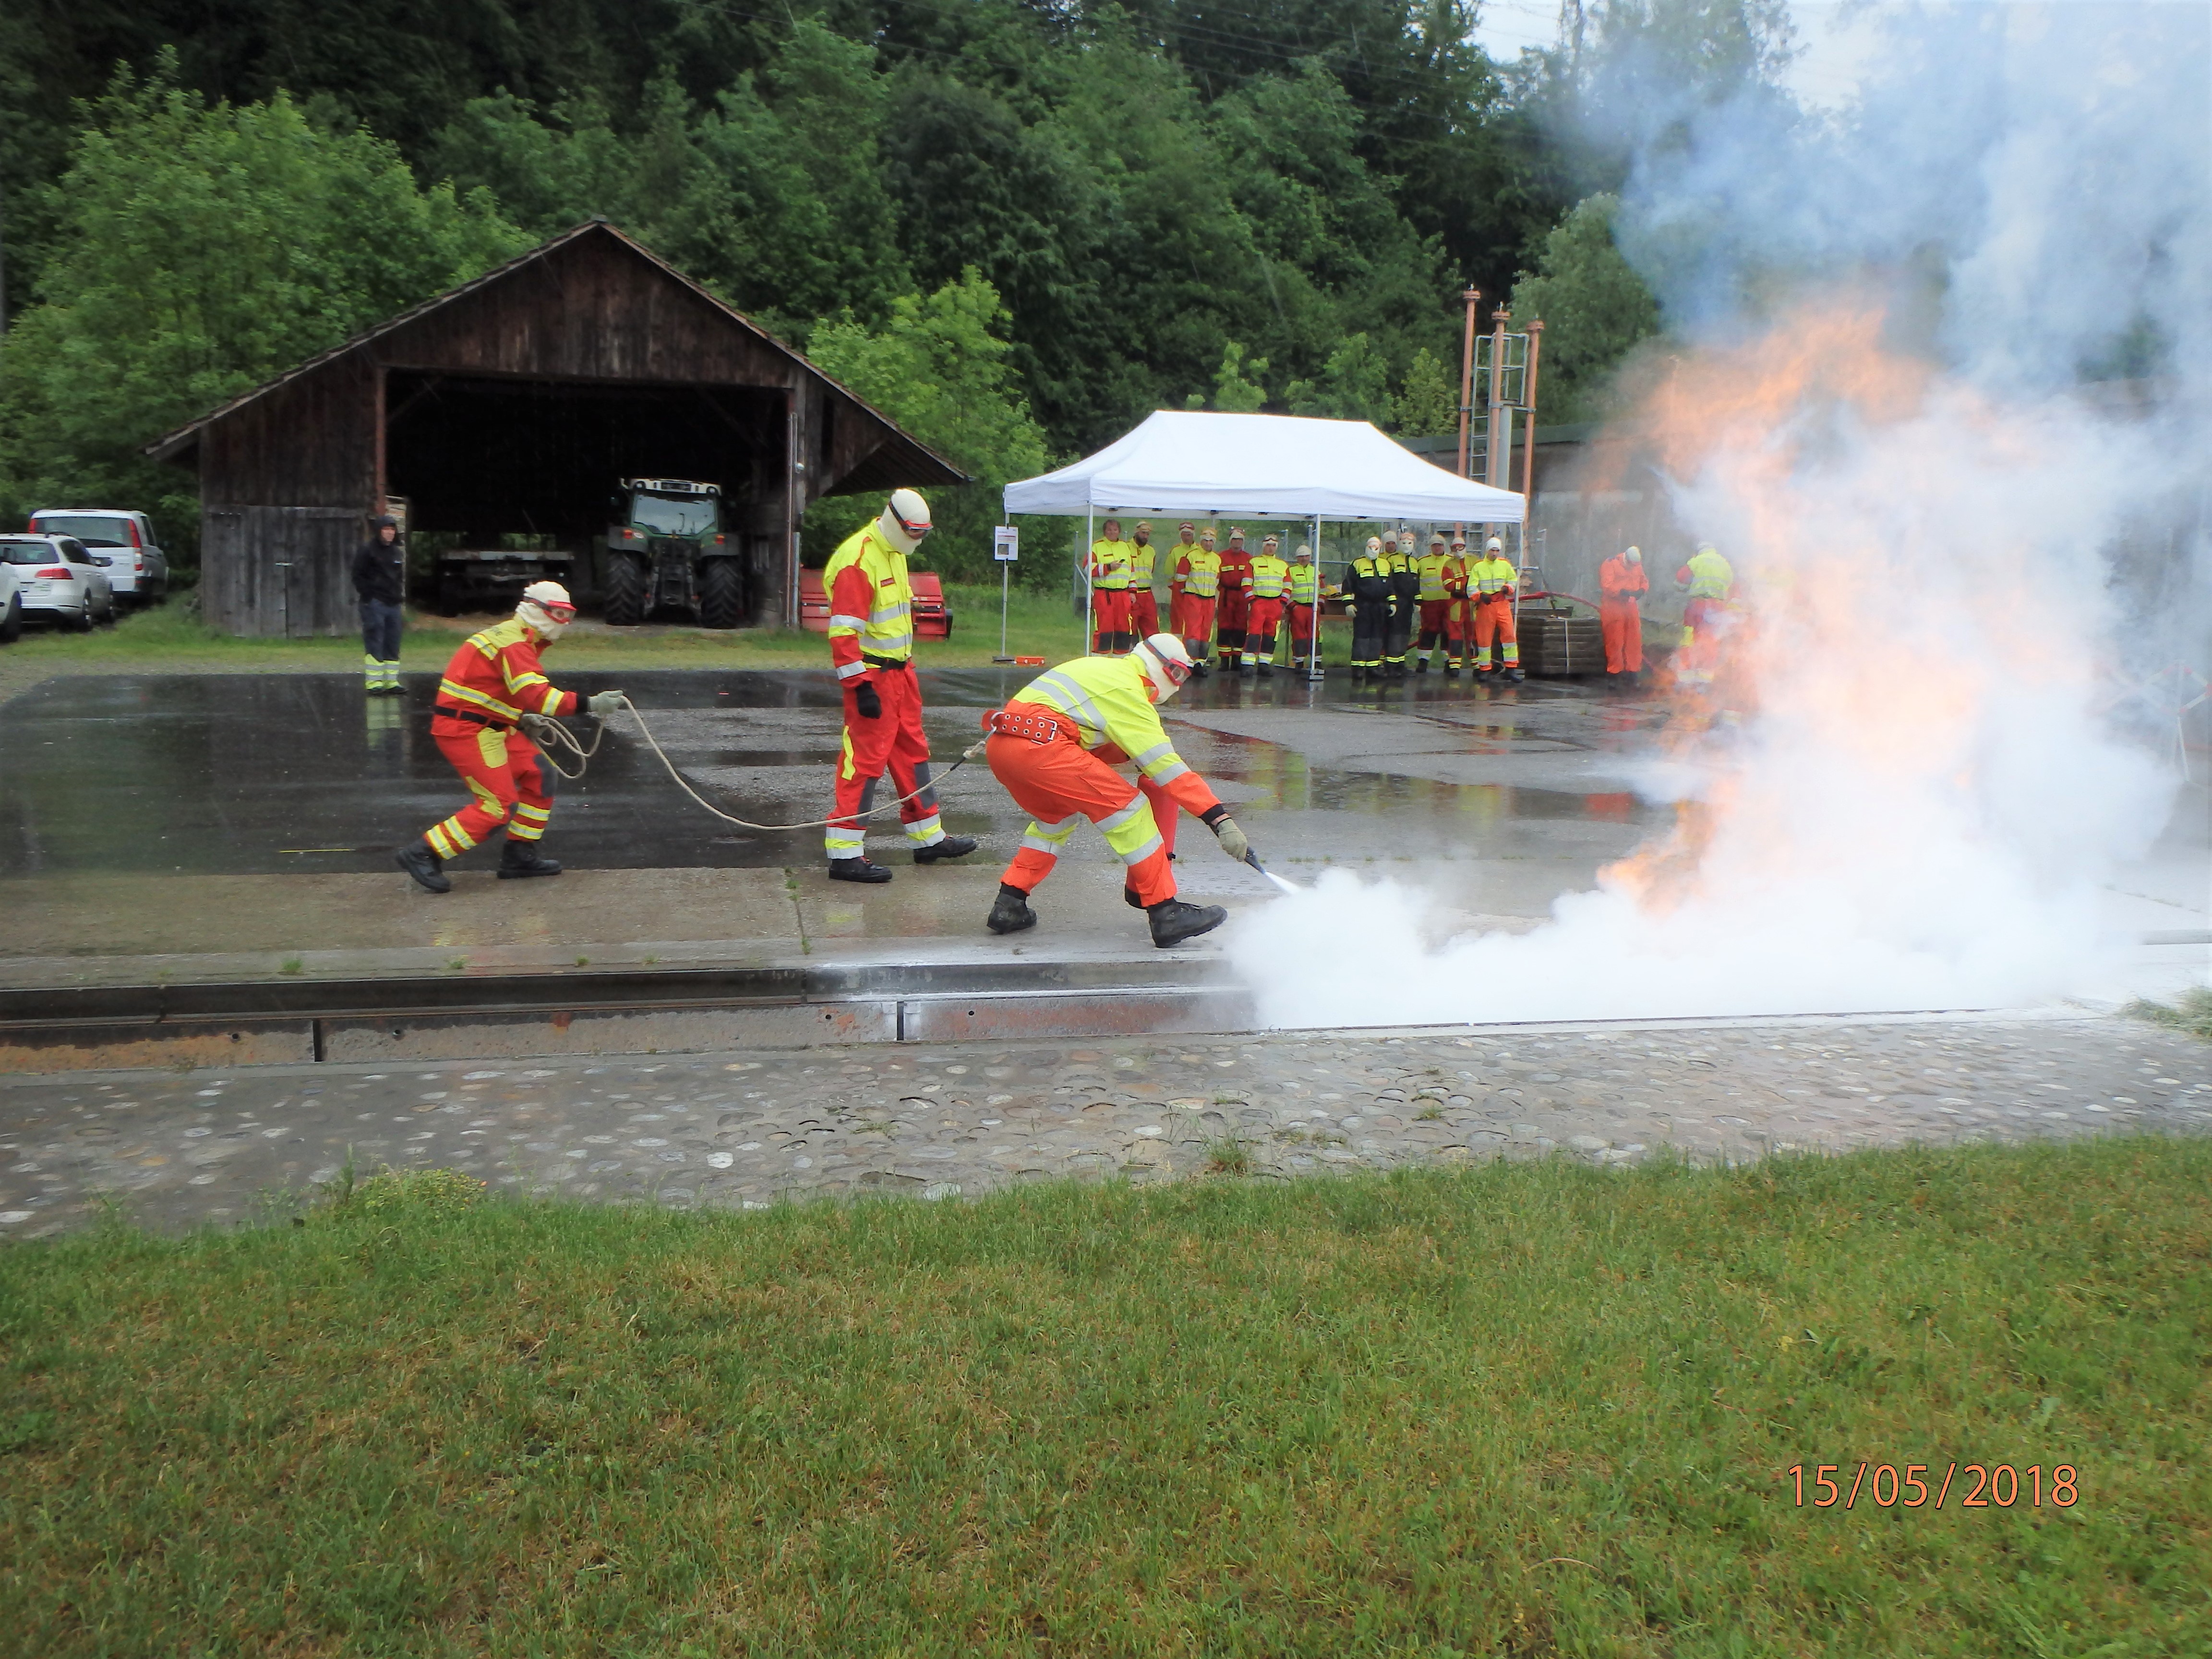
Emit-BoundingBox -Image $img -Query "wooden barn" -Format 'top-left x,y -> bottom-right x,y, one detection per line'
145,221 -> 962,637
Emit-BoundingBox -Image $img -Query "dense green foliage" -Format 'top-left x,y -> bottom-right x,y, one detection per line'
0,1 -> 1800,568
3,1141 -> 2208,1653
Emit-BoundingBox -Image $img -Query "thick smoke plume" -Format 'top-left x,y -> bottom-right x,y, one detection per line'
1232,1 -> 2207,1026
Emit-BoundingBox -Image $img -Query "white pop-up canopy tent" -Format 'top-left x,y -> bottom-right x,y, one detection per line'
1002,409 -> 1526,523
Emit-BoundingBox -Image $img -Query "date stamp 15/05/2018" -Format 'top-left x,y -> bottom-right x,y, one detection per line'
1786,1464 -> 2079,1510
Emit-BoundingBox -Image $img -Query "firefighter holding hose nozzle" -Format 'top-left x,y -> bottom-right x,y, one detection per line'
982,634 -> 1250,949
397,581 -> 622,894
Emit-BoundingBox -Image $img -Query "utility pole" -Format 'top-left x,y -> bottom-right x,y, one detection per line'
1520,319 -> 1544,575
1455,287 -> 1480,480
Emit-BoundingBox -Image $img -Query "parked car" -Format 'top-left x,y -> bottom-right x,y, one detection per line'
26,509 -> 168,605
0,534 -> 115,629
0,561 -> 20,644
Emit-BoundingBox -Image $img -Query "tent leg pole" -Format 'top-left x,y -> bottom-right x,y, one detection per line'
1082,508 -> 1094,657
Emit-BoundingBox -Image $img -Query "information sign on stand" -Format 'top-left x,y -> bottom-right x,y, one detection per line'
992,526 -> 1019,663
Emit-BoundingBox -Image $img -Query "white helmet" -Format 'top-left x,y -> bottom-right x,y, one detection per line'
1484,536 -> 1504,553
517,579 -> 576,640
1624,545 -> 1643,565
877,488 -> 932,553
1132,633 -> 1195,703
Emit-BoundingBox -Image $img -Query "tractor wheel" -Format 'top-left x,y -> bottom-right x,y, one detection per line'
603,554 -> 648,625
699,559 -> 745,629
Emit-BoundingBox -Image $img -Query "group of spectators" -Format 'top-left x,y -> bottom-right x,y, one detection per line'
1087,520 -> 1324,679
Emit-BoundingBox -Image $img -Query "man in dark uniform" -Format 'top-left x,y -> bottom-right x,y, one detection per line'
1384,531 -> 1420,680
1346,537 -> 1392,687
350,513 -> 406,696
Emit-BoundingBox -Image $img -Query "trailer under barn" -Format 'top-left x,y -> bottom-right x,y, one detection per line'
146,220 -> 962,637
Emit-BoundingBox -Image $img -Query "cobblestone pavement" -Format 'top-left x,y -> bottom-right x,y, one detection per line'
3,1014 -> 2210,1237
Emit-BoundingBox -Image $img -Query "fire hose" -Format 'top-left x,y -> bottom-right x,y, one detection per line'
518,698 -> 986,833
521,699 -> 1306,883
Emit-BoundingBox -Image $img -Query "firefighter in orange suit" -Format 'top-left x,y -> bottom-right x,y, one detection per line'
1129,521 -> 1162,638
397,581 -> 621,893
821,490 -> 979,882
1446,535 -> 1474,673
1172,526 -> 1220,673
982,635 -> 1250,949
1243,534 -> 1290,675
1469,536 -> 1524,683
1214,528 -> 1253,670
1599,545 -> 1649,680
1089,517 -> 1135,653
1414,532 -> 1456,673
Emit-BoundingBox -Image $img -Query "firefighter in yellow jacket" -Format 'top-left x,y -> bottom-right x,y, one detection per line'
822,490 -> 979,881
982,636 -> 1254,948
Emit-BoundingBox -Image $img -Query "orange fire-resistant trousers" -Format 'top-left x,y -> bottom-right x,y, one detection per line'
426,727 -> 553,858
1601,599 -> 1643,673
825,667 -> 942,859
1091,587 -> 1132,644
1472,594 -> 1519,667
987,733 -> 1180,907
1131,589 -> 1160,637
1174,593 -> 1216,657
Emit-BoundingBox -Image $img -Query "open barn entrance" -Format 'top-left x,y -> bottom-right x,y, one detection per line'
385,372 -> 788,621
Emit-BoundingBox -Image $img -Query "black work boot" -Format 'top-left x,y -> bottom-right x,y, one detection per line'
829,857 -> 893,884
1147,897 -> 1227,948
497,837 -> 563,879
1415,656 -> 1429,673
396,839 -> 450,894
1503,665 -> 1527,684
913,835 -> 977,865
986,882 -> 1037,935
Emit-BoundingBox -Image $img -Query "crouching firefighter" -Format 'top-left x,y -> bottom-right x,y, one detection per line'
982,635 -> 1253,949
397,581 -> 623,893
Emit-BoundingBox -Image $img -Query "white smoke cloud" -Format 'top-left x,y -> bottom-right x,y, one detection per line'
1231,0 -> 2206,1028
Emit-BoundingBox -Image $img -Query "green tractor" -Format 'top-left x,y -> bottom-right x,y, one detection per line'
601,478 -> 747,627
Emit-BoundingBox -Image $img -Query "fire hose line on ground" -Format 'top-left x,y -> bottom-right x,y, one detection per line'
517,697 -> 1306,891
518,697 -> 986,833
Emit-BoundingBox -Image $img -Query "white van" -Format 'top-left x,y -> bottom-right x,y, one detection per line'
27,509 -> 169,605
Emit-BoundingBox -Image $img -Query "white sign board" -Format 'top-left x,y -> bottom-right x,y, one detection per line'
993,525 -> 1020,563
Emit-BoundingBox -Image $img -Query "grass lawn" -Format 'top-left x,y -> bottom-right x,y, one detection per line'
0,585 -> 1357,704
3,1140 -> 2207,1656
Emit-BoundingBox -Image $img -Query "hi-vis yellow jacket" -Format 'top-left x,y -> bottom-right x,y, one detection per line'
1090,538 -> 1135,589
824,521 -> 915,683
1006,654 -> 1221,820
1469,554 -> 1518,599
1247,553 -> 1289,600
433,617 -> 578,735
1175,543 -> 1221,598
1128,537 -> 1158,588
1676,546 -> 1735,600
1416,550 -> 1455,601
1288,560 -> 1321,604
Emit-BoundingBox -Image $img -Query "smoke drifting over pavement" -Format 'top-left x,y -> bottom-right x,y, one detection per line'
1233,2 -> 2207,1027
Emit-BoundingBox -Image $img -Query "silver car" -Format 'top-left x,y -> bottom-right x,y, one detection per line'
0,534 -> 115,629
27,509 -> 168,605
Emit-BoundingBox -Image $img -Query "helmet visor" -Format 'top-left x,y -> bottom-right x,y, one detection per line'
535,599 -> 577,623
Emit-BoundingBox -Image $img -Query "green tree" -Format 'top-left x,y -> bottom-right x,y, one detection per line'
1392,345 -> 1460,435
1199,340 -> 1270,412
803,269 -> 1051,583
0,58 -> 523,554
1285,333 -> 1394,424
1508,193 -> 1662,422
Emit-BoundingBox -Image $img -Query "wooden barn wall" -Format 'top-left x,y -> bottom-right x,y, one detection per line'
378,234 -> 796,386
198,354 -> 380,507
201,505 -> 362,637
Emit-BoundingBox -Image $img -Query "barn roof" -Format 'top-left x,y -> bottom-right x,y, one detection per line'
144,220 -> 966,491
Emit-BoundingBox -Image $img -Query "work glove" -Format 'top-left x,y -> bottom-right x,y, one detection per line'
1211,817 -> 1250,862
586,690 -> 625,718
853,680 -> 883,720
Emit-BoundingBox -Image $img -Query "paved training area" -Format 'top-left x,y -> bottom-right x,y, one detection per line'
4,1012 -> 2208,1237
